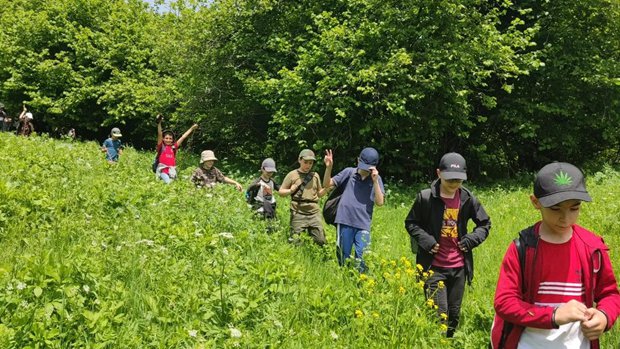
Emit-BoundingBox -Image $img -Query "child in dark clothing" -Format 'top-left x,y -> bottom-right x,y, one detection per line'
404,152 -> 491,337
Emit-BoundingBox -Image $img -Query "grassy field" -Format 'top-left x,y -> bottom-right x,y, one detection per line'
1,133 -> 620,348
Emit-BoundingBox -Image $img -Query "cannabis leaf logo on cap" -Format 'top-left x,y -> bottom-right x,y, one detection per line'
554,171 -> 573,186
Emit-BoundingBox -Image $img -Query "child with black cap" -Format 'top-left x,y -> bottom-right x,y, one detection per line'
404,152 -> 491,337
491,162 -> 620,349
322,147 -> 385,272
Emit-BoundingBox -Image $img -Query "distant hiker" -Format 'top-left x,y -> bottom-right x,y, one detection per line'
279,149 -> 329,246
155,114 -> 198,184
322,148 -> 385,272
190,150 -> 243,191
0,103 -> 8,132
101,127 -> 124,164
491,162 -> 620,349
18,105 -> 34,136
404,152 -> 491,337
246,158 -> 281,220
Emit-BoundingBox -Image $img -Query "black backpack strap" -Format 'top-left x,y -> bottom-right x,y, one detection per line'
514,225 -> 537,294
291,171 -> 314,198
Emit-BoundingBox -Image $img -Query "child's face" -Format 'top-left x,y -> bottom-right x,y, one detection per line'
438,171 -> 463,196
202,160 -> 215,169
298,159 -> 314,173
163,134 -> 174,145
531,197 -> 582,236
261,169 -> 274,179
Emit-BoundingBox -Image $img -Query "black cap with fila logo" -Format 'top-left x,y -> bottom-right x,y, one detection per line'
534,162 -> 592,207
438,152 -> 467,180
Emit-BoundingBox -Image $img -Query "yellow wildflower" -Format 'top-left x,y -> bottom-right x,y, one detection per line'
428,269 -> 434,276
399,286 -> 406,294
417,281 -> 425,289
383,272 -> 391,280
426,299 -> 435,308
359,274 -> 368,281
372,312 -> 380,319
440,313 -> 448,321
355,309 -> 364,318
390,260 -> 397,267
438,281 -> 445,289
404,260 -> 412,269
395,272 -> 401,279
405,268 -> 415,276
439,324 -> 448,333
423,272 -> 429,278
416,264 -> 424,272
366,279 -> 376,288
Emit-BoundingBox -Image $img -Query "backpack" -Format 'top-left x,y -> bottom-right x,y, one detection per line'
152,143 -> 176,173
322,169 -> 356,226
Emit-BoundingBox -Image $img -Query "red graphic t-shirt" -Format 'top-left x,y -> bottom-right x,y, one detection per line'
432,189 -> 465,268
157,142 -> 178,174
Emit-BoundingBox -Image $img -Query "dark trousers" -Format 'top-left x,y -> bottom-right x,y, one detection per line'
425,266 -> 466,338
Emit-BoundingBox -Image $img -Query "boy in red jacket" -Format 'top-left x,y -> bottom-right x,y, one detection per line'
491,162 -> 620,349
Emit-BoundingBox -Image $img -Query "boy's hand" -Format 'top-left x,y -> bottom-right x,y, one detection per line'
430,243 -> 440,254
324,149 -> 333,167
156,114 -> 163,123
369,166 -> 379,182
234,182 -> 242,192
191,124 -> 199,130
581,308 -> 608,340
555,300 -> 587,325
457,241 -> 468,252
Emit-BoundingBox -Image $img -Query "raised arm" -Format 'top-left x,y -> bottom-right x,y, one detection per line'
322,149 -> 334,190
177,124 -> 198,147
156,114 -> 163,145
370,167 -> 384,206
19,105 -> 27,120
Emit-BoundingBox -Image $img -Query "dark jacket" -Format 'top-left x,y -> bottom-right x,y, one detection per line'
404,179 -> 491,284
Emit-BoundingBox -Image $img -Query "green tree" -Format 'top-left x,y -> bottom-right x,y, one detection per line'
0,0 -> 177,146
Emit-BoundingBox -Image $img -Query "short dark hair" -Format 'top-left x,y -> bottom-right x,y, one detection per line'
162,129 -> 175,138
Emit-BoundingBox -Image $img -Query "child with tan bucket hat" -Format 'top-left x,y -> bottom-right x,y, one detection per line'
191,150 -> 242,191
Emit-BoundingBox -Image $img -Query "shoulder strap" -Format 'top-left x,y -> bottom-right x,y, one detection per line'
514,225 -> 537,294
291,171 -> 314,197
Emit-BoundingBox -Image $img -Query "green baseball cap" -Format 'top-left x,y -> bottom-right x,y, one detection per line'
298,149 -> 316,161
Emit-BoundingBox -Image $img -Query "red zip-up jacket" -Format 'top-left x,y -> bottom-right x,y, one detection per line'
491,222 -> 620,349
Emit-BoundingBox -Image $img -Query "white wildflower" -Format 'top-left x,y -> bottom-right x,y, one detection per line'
274,320 -> 283,328
188,329 -> 197,337
16,282 -> 26,290
83,285 -> 90,293
21,300 -> 28,307
219,232 -> 234,239
330,331 -> 339,340
230,327 -> 242,338
222,248 -> 229,256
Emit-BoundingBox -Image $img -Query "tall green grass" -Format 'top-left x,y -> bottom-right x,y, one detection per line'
1,133 -> 619,348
